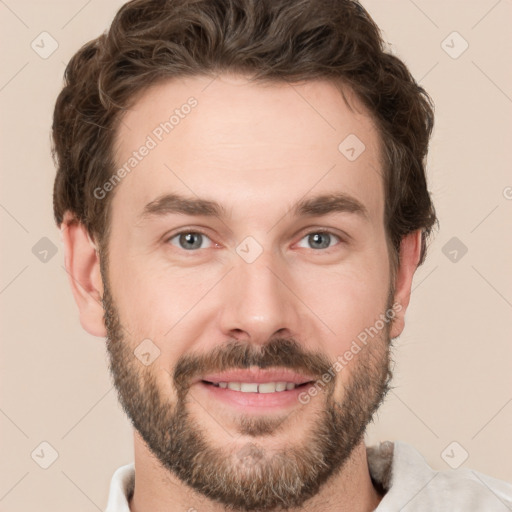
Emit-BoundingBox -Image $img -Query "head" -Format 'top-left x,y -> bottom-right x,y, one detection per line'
53,0 -> 437,510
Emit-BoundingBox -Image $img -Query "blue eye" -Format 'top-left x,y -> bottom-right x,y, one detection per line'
167,231 -> 214,251
297,231 -> 342,250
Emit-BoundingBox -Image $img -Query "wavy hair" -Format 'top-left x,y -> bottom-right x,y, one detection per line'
52,0 -> 438,276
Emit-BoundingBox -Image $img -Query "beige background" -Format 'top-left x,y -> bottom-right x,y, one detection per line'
1,0 -> 511,510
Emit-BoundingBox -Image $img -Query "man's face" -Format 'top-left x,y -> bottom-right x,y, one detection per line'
101,75 -> 395,510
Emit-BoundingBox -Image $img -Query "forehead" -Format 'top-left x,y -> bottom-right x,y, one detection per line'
110,74 -> 384,228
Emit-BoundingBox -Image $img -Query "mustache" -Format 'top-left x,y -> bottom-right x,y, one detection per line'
173,337 -> 334,395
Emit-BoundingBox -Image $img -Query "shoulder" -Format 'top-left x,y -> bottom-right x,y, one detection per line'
367,441 -> 512,511
427,464 -> 512,510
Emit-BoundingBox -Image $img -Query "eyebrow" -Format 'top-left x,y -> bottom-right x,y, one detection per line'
137,191 -> 369,223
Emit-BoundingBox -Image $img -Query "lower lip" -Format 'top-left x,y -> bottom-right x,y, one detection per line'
194,381 -> 313,411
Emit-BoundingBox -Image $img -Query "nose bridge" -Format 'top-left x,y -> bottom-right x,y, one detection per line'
218,243 -> 300,342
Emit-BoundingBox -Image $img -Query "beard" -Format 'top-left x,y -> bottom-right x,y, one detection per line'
100,258 -> 394,512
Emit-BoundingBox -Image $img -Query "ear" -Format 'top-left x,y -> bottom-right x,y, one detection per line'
60,211 -> 107,338
389,230 -> 423,339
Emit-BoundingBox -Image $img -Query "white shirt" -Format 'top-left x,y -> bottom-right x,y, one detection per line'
105,440 -> 512,511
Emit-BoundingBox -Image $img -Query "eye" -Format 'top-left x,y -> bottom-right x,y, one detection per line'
166,231 -> 215,251
296,230 -> 343,251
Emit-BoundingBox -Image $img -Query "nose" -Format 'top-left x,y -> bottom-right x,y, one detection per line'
217,249 -> 303,346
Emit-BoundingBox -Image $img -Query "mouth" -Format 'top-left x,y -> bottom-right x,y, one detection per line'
201,380 -> 314,393
192,368 -> 317,411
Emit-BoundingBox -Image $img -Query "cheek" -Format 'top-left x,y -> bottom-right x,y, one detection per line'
111,256 -> 220,341
298,248 -> 391,352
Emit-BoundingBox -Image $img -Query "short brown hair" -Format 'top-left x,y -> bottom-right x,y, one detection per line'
52,0 -> 438,275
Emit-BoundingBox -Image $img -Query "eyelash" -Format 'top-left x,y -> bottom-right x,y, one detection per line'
165,228 -> 345,253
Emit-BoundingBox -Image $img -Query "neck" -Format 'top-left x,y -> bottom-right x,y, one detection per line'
128,432 -> 384,512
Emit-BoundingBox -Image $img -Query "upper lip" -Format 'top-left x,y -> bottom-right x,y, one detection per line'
196,368 -> 316,385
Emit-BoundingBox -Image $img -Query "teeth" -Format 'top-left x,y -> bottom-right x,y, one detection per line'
213,381 -> 299,393
275,382 -> 288,392
259,382 -> 279,393
240,383 -> 259,393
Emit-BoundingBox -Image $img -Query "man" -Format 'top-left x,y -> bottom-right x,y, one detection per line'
52,0 -> 512,510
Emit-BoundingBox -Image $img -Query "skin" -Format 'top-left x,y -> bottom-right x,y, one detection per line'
61,74 -> 422,512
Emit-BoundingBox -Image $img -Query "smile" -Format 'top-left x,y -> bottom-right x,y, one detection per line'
203,381 -> 311,393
